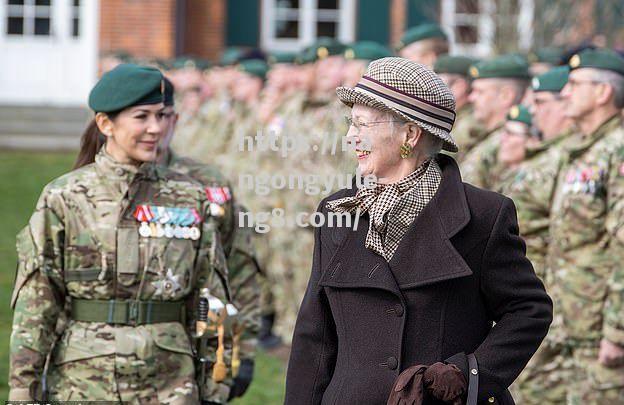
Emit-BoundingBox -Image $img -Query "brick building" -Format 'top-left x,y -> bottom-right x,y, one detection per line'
3,0 -> 606,108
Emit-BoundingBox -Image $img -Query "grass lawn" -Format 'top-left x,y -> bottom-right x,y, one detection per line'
0,150 -> 286,403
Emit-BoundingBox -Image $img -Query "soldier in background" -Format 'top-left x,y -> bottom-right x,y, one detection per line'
342,41 -> 394,87
528,46 -> 564,76
461,54 -> 530,189
494,104 -> 533,192
396,23 -> 448,68
505,66 -> 578,405
433,54 -> 485,162
548,48 -> 624,403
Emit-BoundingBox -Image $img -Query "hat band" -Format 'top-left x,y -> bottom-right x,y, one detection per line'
355,76 -> 455,131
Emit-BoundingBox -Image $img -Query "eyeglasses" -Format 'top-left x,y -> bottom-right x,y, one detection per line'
566,79 -> 602,89
344,116 -> 404,132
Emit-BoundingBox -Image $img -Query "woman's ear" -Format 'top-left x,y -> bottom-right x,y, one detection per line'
95,112 -> 114,138
405,123 -> 423,148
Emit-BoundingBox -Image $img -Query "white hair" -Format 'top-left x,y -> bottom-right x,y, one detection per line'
590,68 -> 624,108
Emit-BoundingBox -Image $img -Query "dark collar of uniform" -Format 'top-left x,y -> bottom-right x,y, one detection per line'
569,114 -> 622,158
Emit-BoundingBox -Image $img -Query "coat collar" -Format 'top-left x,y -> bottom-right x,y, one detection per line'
319,154 -> 472,295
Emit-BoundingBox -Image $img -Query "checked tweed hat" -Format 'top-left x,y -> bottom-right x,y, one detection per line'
336,57 -> 457,152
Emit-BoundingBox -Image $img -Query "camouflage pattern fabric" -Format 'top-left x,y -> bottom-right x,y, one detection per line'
547,115 -> 624,402
445,105 -> 487,163
460,125 -> 503,189
9,148 -> 229,402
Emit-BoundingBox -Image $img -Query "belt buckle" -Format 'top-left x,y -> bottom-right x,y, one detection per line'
128,301 -> 139,326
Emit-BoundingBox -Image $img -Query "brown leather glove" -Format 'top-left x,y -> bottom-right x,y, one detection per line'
387,364 -> 428,405
423,362 -> 467,405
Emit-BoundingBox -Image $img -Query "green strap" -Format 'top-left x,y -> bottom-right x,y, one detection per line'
71,299 -> 184,325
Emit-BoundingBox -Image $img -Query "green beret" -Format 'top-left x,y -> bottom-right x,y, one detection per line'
298,37 -> 346,64
568,48 -> 624,75
469,54 -> 530,80
268,51 -> 298,65
528,47 -> 564,65
88,64 -> 164,113
220,47 -> 245,66
172,56 -> 210,71
163,77 -> 174,107
506,104 -> 532,126
532,66 -> 569,92
238,59 -> 269,80
434,55 -> 480,76
397,23 -> 447,49
344,41 -> 394,61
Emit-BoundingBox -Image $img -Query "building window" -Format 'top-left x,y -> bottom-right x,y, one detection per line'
441,0 -> 534,56
6,0 -> 52,36
262,0 -> 355,52
71,0 -> 79,37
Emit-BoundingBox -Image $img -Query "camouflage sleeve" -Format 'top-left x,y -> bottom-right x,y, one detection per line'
605,147 -> 624,346
9,191 -> 66,400
228,205 -> 262,361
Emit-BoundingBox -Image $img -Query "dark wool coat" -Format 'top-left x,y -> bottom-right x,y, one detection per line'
285,154 -> 553,405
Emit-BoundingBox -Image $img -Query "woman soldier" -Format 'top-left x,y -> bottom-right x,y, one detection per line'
9,64 -> 229,403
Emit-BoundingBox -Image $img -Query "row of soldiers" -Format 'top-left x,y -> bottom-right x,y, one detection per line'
105,22 -> 624,402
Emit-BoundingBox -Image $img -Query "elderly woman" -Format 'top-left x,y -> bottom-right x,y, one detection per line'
285,58 -> 552,405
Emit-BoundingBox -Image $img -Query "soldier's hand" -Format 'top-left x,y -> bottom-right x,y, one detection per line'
598,338 -> 624,368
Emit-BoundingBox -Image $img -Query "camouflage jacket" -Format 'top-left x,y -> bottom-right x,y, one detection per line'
548,115 -> 624,347
165,149 -> 262,402
9,149 -> 228,402
497,131 -> 573,279
460,124 -> 503,190
447,105 -> 487,163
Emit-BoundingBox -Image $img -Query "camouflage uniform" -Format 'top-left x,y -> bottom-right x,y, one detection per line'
499,131 -> 574,404
9,149 -> 230,403
165,149 -> 263,402
548,115 -> 624,404
460,125 -> 503,189
446,105 -> 486,163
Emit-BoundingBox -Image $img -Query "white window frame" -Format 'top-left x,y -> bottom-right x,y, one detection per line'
441,0 -> 534,57
5,0 -> 54,37
261,0 -> 356,52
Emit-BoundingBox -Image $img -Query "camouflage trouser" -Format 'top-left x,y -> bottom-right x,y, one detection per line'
259,273 -> 276,316
567,346 -> 624,404
512,341 -> 575,404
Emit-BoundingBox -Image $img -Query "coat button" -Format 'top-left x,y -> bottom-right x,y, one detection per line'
387,356 -> 398,370
394,304 -> 404,317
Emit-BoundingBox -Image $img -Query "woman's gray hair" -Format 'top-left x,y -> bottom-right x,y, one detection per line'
382,110 -> 443,157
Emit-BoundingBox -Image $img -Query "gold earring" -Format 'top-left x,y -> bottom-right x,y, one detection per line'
400,143 -> 412,159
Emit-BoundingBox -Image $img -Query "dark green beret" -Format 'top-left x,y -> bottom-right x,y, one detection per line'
88,64 -> 164,113
344,41 -> 393,61
268,51 -> 298,65
172,56 -> 210,71
434,55 -> 480,76
506,104 -> 532,126
532,66 -> 569,92
469,54 -> 530,80
528,47 -> 564,65
220,47 -> 245,66
238,59 -> 269,80
297,37 -> 346,64
397,23 -> 447,49
568,48 -> 624,75
163,77 -> 174,107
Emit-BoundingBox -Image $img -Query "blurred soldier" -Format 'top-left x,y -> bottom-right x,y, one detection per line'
461,54 -> 530,189
159,78 -> 266,402
434,54 -> 485,162
396,23 -> 449,68
495,104 -> 533,192
342,41 -> 394,87
528,46 -> 564,76
505,67 -> 578,405
548,48 -> 624,403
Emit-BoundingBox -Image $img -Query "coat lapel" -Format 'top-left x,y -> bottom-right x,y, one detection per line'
319,155 -> 472,294
389,154 -> 473,288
